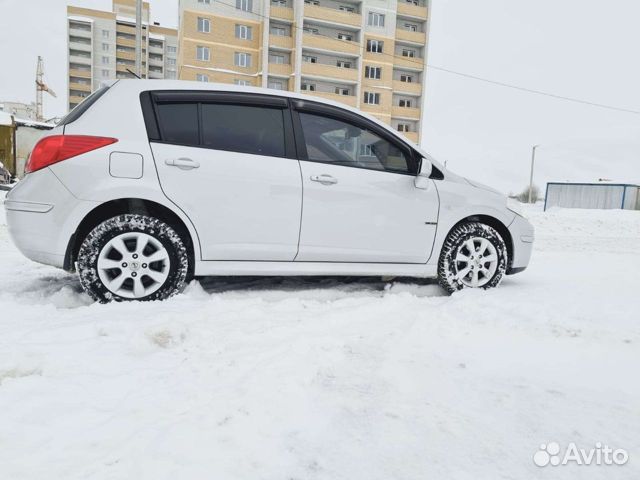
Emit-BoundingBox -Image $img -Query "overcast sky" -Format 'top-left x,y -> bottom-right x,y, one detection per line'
1,0 -> 638,192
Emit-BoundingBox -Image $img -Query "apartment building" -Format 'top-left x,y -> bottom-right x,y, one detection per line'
178,0 -> 429,143
67,0 -> 178,111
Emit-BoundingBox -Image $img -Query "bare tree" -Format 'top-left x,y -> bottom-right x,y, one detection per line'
516,184 -> 540,203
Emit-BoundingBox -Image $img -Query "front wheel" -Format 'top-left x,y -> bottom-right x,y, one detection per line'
437,222 -> 508,293
77,214 -> 189,302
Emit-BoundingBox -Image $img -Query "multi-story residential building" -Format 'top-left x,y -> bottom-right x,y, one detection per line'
66,0 -> 178,111
0,101 -> 38,121
178,0 -> 429,143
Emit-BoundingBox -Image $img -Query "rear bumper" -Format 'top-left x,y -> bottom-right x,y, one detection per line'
4,169 -> 98,269
507,214 -> 534,274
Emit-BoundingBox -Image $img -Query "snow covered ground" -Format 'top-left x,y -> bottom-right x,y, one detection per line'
1,190 -> 639,480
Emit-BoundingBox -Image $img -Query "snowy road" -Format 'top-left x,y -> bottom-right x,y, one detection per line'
1,191 -> 639,479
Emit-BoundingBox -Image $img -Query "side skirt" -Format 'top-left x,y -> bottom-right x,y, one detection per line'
194,260 -> 437,278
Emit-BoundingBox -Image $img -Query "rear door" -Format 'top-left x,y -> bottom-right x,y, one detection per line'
146,91 -> 302,261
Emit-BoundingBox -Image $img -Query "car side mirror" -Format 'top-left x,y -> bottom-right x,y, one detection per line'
414,158 -> 432,189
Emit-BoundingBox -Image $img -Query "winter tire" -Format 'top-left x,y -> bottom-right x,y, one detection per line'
437,222 -> 508,294
77,214 -> 189,303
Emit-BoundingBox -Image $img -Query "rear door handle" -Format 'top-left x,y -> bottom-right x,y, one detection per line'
165,157 -> 200,170
310,174 -> 338,185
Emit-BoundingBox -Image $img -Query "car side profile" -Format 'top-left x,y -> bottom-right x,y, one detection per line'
4,80 -> 534,302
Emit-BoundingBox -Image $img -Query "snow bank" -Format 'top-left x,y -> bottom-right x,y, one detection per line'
1,192 -> 639,479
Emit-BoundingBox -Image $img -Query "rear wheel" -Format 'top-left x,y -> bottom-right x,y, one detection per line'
437,222 -> 508,293
77,214 -> 189,302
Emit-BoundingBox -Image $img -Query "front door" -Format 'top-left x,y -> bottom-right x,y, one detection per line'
149,94 -> 302,261
294,109 -> 439,263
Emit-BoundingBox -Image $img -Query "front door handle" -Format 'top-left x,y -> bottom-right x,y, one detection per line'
310,174 -> 338,185
165,157 -> 200,170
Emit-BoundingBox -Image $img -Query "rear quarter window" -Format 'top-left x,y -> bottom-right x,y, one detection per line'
155,103 -> 199,145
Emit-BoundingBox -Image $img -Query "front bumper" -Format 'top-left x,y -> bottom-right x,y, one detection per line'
507,214 -> 534,274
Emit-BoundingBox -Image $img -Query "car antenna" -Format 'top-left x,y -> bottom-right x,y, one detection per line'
126,68 -> 142,79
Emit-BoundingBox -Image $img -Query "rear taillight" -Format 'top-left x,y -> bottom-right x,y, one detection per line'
25,135 -> 118,174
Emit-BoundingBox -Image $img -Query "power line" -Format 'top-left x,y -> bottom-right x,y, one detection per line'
194,1 -> 640,115
426,65 -> 640,115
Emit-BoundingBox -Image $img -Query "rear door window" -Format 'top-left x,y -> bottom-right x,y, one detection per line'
154,103 -> 199,145
200,103 -> 286,157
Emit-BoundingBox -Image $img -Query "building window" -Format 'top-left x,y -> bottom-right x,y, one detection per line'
399,99 -> 412,107
400,74 -> 413,83
304,0 -> 320,4
167,58 -> 177,65
167,45 -> 177,53
336,60 -> 352,68
363,92 -> 380,105
302,55 -> 317,63
234,79 -> 251,86
236,0 -> 253,11
364,66 -> 381,79
196,73 -> 209,82
197,45 -> 210,61
402,48 -> 416,58
166,70 -> 177,79
404,23 -> 418,32
301,83 -> 316,91
268,80 -> 284,90
101,43 -> 109,51
236,24 -> 252,40
303,26 -> 319,34
397,123 -> 411,132
102,69 -> 110,77
270,26 -> 286,36
368,12 -> 385,27
334,87 -> 350,95
102,30 -> 110,38
234,52 -> 251,67
102,56 -> 109,64
198,0 -> 211,3
272,0 -> 287,5
269,53 -> 285,64
337,33 -> 352,41
406,0 -> 419,4
197,17 -> 211,33
366,39 -> 383,53
338,5 -> 355,12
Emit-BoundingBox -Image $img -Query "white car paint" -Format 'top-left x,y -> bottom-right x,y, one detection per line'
4,79 -> 534,281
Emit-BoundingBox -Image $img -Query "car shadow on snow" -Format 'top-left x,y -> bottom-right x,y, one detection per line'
197,275 -> 444,296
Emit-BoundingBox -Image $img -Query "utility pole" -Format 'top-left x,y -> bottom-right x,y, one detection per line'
135,0 -> 143,78
528,144 -> 540,203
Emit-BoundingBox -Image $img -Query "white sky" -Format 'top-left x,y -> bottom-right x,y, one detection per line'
0,0 -> 638,192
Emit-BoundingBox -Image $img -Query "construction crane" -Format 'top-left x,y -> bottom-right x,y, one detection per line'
35,56 -> 56,122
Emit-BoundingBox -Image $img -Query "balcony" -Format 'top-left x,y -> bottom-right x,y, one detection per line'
69,26 -> 92,38
69,68 -> 91,78
303,33 -> 359,55
393,55 -> 424,70
69,81 -> 91,92
395,28 -> 426,45
69,54 -> 91,65
116,36 -> 136,48
271,5 -> 294,21
270,34 -> 294,49
392,79 -> 422,95
304,4 -> 361,27
117,50 -> 136,61
308,91 -> 357,107
400,131 -> 419,143
397,2 -> 428,19
302,62 -> 358,82
269,63 -> 293,77
392,105 -> 421,119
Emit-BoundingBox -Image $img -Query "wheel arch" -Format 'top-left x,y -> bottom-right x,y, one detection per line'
445,214 -> 514,270
64,198 -> 197,274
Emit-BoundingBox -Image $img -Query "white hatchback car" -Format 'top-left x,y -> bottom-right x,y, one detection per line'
5,80 -> 533,302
